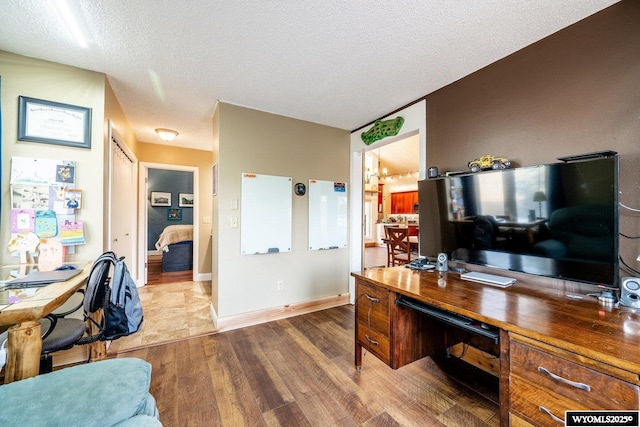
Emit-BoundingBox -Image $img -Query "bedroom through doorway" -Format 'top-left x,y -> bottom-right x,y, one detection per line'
140,163 -> 199,286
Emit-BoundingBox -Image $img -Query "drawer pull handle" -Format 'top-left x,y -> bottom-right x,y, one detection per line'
365,294 -> 380,303
539,406 -> 564,424
365,335 -> 379,346
538,366 -> 591,391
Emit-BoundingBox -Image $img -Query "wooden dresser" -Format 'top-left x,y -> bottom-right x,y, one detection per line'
352,267 -> 640,427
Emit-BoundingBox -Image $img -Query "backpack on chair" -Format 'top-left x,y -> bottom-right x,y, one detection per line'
79,251 -> 143,343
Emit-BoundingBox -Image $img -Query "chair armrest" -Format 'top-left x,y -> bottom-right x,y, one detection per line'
52,289 -> 85,318
39,314 -> 58,340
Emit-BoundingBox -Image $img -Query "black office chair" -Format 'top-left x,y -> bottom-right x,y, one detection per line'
39,289 -> 87,374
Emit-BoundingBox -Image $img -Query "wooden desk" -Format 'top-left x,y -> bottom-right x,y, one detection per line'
352,267 -> 640,426
0,263 -> 91,383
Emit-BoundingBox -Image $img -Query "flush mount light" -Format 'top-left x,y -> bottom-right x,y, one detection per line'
155,128 -> 178,142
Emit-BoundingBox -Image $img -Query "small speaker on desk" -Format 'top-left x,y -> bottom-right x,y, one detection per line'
436,253 -> 448,272
619,277 -> 640,308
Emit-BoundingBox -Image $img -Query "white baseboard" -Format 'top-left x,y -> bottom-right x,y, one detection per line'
195,272 -> 212,281
214,293 -> 351,333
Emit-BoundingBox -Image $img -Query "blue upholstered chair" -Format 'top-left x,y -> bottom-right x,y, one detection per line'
0,358 -> 161,426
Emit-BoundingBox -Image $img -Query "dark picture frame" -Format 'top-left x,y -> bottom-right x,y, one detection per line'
179,193 -> 194,207
167,207 -> 182,221
150,191 -> 171,207
18,96 -> 92,149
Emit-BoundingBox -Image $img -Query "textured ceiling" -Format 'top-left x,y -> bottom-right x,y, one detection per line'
0,0 -> 619,151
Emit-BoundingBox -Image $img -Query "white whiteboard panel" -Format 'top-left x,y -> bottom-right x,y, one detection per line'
308,179 -> 347,250
241,173 -> 292,254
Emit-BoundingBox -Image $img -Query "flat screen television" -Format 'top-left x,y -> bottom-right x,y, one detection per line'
418,156 -> 619,288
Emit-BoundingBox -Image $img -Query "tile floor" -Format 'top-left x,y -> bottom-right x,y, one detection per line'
107,280 -> 216,355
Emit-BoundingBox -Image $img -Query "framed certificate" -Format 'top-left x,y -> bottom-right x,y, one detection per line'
18,96 -> 92,149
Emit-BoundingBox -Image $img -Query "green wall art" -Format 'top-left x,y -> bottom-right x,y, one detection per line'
360,116 -> 404,145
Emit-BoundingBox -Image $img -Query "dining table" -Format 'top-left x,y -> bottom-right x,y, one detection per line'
0,261 -> 97,383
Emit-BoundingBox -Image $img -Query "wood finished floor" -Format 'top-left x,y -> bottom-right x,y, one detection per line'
118,304 -> 500,427
146,253 -> 194,285
110,251 -> 499,426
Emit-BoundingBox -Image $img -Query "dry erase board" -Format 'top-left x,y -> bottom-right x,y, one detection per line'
241,173 -> 292,254
308,179 -> 347,250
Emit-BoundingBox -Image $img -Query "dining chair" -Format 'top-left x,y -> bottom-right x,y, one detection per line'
386,227 -> 412,266
407,225 -> 419,254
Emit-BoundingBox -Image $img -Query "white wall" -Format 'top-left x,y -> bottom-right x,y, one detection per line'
0,51 -> 106,265
214,103 -> 350,318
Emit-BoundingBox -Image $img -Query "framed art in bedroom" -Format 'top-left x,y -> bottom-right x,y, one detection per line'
167,207 -> 182,221
151,191 -> 171,207
179,193 -> 193,207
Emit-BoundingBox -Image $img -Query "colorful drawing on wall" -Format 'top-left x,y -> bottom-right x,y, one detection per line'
360,116 -> 404,145
167,207 -> 182,221
7,231 -> 39,264
56,164 -> 75,183
10,209 -> 35,233
34,210 -> 58,238
10,157 -> 76,185
59,220 -> 85,245
179,193 -> 193,207
11,184 -> 50,210
151,191 -> 171,206
38,238 -> 65,270
65,189 -> 82,210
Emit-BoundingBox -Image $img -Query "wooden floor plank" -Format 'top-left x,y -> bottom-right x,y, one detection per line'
228,327 -> 295,412
115,305 -> 500,426
262,401 -> 312,427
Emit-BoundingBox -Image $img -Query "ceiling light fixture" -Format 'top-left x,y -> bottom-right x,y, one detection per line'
155,128 -> 178,142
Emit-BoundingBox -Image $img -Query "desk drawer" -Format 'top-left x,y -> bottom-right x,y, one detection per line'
356,282 -> 390,336
357,324 -> 391,364
511,341 -> 639,411
511,375 -> 587,426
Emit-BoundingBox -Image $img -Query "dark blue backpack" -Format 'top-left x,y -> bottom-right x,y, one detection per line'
81,252 -> 143,343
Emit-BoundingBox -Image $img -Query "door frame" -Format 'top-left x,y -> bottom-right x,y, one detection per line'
348,100 -> 427,303
138,162 -> 199,285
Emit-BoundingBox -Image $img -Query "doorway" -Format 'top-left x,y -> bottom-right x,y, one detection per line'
138,162 -> 199,285
362,134 -> 420,269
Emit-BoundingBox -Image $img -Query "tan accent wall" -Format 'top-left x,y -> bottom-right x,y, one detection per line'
215,103 -> 350,318
0,51 -> 106,265
424,0 -> 640,275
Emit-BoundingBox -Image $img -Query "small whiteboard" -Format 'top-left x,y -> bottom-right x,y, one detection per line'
241,173 -> 292,254
308,179 -> 347,250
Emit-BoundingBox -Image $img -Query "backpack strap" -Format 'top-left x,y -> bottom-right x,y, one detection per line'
84,252 -> 116,313
78,252 -> 118,344
111,255 -> 128,307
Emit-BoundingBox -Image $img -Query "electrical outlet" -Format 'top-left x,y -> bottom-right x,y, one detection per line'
277,280 -> 284,291
230,217 -> 238,228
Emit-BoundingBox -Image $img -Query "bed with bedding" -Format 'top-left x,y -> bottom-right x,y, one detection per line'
154,224 -> 193,272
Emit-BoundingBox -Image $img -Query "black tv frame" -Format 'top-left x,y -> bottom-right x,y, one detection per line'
418,156 -> 619,288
